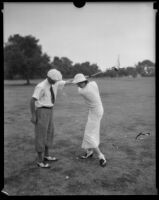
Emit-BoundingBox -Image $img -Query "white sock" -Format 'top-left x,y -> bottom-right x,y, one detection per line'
98,153 -> 105,160
86,149 -> 93,154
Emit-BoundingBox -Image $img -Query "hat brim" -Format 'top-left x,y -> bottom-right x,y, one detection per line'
47,76 -> 57,81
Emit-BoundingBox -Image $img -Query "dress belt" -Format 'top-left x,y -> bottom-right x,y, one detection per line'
38,106 -> 53,109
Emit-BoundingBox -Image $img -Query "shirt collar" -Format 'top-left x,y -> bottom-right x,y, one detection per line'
44,79 -> 51,87
45,78 -> 59,88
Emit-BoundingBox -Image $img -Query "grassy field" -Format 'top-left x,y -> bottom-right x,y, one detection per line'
4,77 -> 156,195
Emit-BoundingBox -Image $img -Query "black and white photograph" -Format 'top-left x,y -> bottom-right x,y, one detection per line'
3,2 -> 156,195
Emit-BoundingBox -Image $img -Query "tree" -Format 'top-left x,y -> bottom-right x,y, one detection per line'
51,56 -> 72,78
135,59 -> 155,76
4,34 -> 50,84
140,60 -> 155,67
73,62 -> 100,77
117,68 -> 128,77
72,63 -> 81,76
61,57 -> 73,77
36,53 -> 51,78
51,57 -> 100,78
104,68 -> 117,77
126,67 -> 137,77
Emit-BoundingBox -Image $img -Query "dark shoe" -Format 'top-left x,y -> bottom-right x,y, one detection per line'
80,151 -> 94,159
99,158 -> 107,167
44,156 -> 58,161
37,162 -> 50,168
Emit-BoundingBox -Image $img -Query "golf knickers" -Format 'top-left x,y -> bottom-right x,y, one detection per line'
35,108 -> 54,152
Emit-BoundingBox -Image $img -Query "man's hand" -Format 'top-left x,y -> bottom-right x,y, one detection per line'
31,114 -> 37,124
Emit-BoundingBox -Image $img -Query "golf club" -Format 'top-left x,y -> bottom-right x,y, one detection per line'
86,67 -> 119,78
85,71 -> 103,79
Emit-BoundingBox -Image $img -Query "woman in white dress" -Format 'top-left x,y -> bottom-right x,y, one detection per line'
73,73 -> 106,167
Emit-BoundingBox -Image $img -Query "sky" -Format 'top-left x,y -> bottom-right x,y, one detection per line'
3,2 -> 156,71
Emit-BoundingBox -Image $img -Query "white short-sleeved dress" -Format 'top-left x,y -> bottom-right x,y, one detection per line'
78,81 -> 104,149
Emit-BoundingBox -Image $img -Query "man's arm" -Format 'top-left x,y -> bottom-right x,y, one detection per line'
30,97 -> 37,124
57,79 -> 74,90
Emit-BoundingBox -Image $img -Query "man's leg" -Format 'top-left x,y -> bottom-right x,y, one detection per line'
45,109 -> 54,154
37,152 -> 43,163
44,146 -> 49,157
44,109 -> 57,161
35,108 -> 50,164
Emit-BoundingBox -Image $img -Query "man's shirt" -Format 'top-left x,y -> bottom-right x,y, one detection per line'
32,79 -> 66,108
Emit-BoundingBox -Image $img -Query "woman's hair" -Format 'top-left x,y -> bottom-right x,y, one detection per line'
83,80 -> 89,85
77,80 -> 89,87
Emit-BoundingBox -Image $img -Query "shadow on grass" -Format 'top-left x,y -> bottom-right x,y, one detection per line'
66,180 -> 91,194
4,161 -> 38,186
93,171 -> 139,193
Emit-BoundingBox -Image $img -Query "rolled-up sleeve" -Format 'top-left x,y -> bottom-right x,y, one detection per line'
57,80 -> 66,90
32,86 -> 43,100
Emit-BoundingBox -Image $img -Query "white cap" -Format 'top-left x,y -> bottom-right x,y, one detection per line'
47,69 -> 62,81
73,73 -> 87,84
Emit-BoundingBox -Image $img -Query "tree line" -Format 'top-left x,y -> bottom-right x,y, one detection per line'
4,34 -> 155,84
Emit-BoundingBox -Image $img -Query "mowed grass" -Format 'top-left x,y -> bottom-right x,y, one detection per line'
4,77 -> 156,195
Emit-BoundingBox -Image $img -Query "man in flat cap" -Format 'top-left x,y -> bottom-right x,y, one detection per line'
30,69 -> 71,168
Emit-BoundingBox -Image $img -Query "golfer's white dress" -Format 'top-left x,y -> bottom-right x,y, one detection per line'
78,81 -> 104,149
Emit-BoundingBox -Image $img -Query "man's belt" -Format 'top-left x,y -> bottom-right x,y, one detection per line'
38,106 -> 53,109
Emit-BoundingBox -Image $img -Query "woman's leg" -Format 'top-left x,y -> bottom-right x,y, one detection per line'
80,148 -> 93,158
93,147 -> 106,167
86,148 -> 93,153
93,147 -> 106,160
